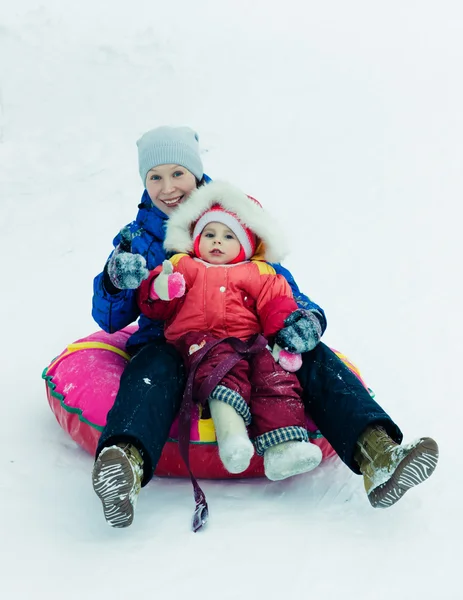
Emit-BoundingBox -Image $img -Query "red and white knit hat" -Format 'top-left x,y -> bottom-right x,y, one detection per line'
164,180 -> 288,264
192,204 -> 257,263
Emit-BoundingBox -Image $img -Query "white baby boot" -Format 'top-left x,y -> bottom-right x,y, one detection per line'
209,399 -> 255,474
264,440 -> 322,481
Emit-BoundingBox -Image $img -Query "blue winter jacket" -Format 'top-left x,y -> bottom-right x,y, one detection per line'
92,187 -> 327,351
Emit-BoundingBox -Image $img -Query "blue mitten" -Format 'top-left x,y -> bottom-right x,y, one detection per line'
275,309 -> 323,353
105,226 -> 149,290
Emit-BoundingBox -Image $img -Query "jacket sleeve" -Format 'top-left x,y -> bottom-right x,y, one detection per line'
270,262 -> 327,333
136,258 -> 186,322
92,270 -> 140,333
255,273 -> 299,339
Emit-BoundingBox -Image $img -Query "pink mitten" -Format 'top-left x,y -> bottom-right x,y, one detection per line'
272,343 -> 302,373
149,260 -> 186,301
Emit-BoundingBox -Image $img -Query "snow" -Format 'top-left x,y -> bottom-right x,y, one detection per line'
1,1 -> 461,598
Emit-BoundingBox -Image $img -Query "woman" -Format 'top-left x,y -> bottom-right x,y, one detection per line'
91,125 -> 438,528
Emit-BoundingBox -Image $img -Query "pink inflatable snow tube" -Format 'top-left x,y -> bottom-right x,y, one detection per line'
42,327 -> 370,478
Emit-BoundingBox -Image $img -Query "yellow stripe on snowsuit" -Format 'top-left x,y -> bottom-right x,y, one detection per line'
251,260 -> 276,275
169,253 -> 189,267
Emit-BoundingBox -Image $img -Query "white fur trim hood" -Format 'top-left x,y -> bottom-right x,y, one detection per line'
164,180 -> 288,263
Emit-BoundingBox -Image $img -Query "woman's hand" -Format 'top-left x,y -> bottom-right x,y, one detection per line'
106,226 -> 149,290
150,261 -> 186,301
275,308 -> 323,353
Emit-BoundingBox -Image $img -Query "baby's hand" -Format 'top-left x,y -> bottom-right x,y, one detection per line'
272,344 -> 303,373
150,260 -> 186,301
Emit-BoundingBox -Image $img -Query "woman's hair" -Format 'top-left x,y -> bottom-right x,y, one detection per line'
196,176 -> 207,188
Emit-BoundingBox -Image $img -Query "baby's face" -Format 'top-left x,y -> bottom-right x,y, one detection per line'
198,222 -> 241,264
145,164 -> 197,215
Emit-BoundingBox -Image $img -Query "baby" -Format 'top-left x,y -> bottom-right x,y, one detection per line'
137,180 -> 326,481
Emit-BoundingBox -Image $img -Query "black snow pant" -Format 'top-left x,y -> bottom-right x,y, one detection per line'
96,339 -> 403,483
297,342 -> 403,473
96,339 -> 185,486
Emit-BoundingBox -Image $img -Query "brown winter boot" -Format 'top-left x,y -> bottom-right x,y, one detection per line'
92,443 -> 144,527
354,426 -> 439,508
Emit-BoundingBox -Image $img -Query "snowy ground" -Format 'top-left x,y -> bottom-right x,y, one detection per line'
1,1 -> 462,598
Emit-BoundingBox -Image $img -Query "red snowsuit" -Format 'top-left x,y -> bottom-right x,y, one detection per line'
137,253 -> 307,443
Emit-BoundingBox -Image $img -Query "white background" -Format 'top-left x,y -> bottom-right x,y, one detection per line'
1,1 -> 461,599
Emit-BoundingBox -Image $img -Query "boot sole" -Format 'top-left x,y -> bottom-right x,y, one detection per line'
92,447 -> 137,528
368,437 -> 439,508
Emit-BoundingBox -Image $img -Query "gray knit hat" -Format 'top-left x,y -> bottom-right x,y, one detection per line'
136,126 -> 204,186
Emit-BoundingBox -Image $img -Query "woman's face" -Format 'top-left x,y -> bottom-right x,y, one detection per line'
145,164 -> 197,215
